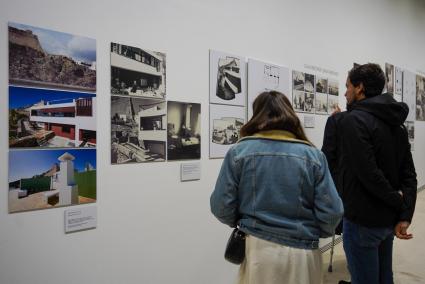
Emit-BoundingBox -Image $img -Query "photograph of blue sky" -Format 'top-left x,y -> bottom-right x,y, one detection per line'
9,22 -> 96,64
9,149 -> 96,182
9,86 -> 96,109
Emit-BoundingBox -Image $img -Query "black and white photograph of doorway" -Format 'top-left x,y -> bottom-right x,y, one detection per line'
167,101 -> 201,161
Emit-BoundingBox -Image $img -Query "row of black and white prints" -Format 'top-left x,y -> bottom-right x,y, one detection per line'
208,49 -> 340,158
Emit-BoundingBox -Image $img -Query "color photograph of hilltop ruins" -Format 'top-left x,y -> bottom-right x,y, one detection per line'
8,22 -> 96,92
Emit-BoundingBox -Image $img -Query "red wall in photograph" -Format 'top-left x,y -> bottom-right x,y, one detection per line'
49,123 -> 75,140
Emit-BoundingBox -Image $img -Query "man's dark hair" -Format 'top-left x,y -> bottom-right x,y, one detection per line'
348,63 -> 385,98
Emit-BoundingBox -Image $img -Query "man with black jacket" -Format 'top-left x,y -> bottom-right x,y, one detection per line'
339,63 -> 417,284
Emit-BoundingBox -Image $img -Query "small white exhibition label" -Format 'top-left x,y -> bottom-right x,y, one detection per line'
64,206 -> 97,233
180,162 -> 201,181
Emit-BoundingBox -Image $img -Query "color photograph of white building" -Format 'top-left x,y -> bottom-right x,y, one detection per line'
9,86 -> 96,148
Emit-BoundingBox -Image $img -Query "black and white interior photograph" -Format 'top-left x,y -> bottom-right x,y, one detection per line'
111,42 -> 166,100
167,101 -> 201,160
292,70 -> 305,91
111,96 -> 166,164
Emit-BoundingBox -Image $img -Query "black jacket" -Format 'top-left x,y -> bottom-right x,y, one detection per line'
339,93 -> 417,227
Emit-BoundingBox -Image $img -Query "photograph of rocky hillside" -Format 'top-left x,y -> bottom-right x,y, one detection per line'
8,22 -> 96,92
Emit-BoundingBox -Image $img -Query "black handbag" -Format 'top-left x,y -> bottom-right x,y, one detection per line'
224,228 -> 246,264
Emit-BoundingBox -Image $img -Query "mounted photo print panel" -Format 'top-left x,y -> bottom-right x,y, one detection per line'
8,148 -> 96,213
417,74 -> 425,121
247,58 -> 290,119
167,101 -> 201,161
209,104 -> 245,158
292,70 -> 315,113
403,70 -> 416,122
209,50 -> 246,106
9,22 -> 96,92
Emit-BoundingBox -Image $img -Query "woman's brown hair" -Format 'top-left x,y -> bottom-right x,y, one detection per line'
240,91 -> 312,145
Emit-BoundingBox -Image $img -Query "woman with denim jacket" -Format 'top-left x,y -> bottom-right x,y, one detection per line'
210,91 -> 344,284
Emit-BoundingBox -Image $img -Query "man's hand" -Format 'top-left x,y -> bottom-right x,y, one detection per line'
394,221 -> 413,240
331,105 -> 341,115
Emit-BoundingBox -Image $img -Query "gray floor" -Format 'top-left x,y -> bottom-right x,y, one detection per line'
322,190 -> 425,284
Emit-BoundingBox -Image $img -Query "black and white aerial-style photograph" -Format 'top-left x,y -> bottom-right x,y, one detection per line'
111,42 -> 166,100
385,63 -> 394,94
404,121 -> 414,151
111,96 -> 166,164
304,73 -> 315,93
209,50 -> 246,106
316,77 -> 328,94
209,104 -> 245,158
167,101 -> 201,161
292,70 -> 305,91
247,59 -> 290,119
315,92 -> 328,114
328,79 -> 339,96
417,75 -> 425,121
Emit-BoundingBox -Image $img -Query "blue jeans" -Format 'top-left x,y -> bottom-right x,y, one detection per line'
343,218 -> 394,284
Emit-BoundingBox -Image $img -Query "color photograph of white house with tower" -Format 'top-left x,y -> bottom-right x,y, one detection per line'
8,149 -> 96,213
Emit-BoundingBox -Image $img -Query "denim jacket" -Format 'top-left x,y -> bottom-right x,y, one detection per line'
210,130 -> 344,249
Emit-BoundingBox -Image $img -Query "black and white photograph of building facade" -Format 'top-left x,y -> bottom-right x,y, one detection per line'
385,63 -> 394,94
111,42 -> 166,99
304,73 -> 315,93
292,71 -> 305,91
167,101 -> 201,160
316,77 -> 328,93
292,90 -> 305,112
416,75 -> 425,121
209,50 -> 246,106
111,96 -> 166,164
328,79 -> 339,96
209,104 -> 245,158
328,94 -> 339,114
315,92 -> 328,114
212,117 -> 244,145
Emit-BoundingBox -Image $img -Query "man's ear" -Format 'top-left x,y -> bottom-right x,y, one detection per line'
355,82 -> 365,99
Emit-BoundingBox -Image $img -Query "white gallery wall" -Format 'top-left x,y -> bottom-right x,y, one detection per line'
1,0 -> 425,283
